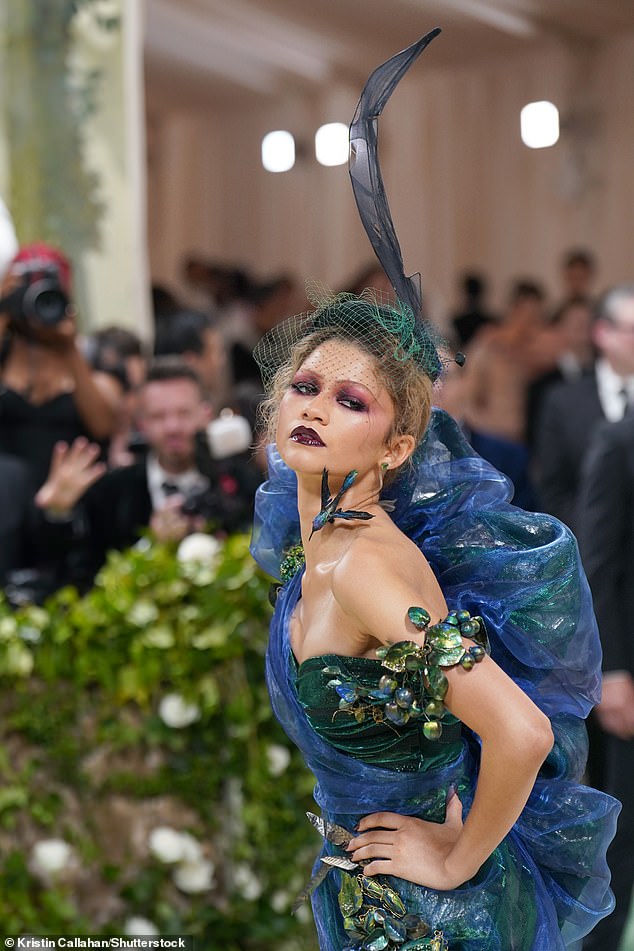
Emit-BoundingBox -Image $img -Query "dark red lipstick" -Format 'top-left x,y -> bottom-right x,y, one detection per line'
290,426 -> 325,447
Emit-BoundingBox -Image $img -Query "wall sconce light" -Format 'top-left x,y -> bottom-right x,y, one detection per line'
520,101 -> 560,149
314,122 -> 349,167
261,130 -> 296,172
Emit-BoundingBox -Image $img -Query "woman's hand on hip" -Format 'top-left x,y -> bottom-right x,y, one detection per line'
346,793 -> 472,890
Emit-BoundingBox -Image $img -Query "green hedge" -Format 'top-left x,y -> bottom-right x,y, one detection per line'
0,534 -> 318,949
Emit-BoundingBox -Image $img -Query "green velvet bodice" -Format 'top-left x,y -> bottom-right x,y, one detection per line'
292,652 -> 464,773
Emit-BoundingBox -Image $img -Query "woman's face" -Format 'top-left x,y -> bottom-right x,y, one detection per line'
276,338 -> 397,479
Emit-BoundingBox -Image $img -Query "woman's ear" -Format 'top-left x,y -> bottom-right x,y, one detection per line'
383,433 -> 416,472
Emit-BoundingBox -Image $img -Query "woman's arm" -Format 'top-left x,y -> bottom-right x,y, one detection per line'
336,546 -> 554,890
37,317 -> 121,439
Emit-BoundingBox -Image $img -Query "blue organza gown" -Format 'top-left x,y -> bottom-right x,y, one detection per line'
250,409 -> 619,950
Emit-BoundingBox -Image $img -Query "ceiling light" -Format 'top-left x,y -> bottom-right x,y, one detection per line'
261,131 -> 295,173
520,101 -> 560,149
315,122 -> 349,167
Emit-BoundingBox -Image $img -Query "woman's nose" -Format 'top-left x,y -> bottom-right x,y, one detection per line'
302,395 -> 328,423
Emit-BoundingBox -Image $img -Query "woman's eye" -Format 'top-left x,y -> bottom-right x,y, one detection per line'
291,381 -> 318,396
338,395 -> 366,412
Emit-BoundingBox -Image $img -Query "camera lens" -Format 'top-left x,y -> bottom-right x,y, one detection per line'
22,279 -> 69,325
33,288 -> 68,325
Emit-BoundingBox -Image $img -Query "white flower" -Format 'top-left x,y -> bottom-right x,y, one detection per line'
148,827 -> 203,864
178,831 -> 203,864
4,642 -> 33,676
125,917 -> 159,936
0,617 -> 17,641
159,693 -> 201,729
176,533 -> 221,566
233,864 -> 263,901
30,839 -> 74,877
271,890 -> 290,913
266,743 -> 291,777
173,858 -> 215,894
148,827 -> 186,864
127,600 -> 159,627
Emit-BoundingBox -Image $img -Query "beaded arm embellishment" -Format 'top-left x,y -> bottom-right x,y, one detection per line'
325,607 -> 489,740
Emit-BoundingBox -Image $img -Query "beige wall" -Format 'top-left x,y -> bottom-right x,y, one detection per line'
147,32 -> 634,320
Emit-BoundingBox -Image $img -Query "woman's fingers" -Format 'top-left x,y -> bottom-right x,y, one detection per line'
445,791 -> 463,827
347,829 -> 394,850
360,858 -> 393,877
355,811 -> 402,833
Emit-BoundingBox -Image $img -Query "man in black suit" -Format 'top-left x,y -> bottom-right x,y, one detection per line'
535,284 -> 634,534
59,358 -> 257,590
577,416 -> 634,950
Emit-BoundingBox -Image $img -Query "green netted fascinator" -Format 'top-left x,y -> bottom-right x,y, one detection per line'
253,286 -> 446,392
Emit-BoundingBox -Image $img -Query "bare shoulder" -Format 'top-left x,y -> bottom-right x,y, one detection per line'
332,524 -> 447,644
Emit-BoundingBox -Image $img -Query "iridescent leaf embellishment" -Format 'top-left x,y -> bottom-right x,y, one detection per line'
426,667 -> 448,700
362,930 -> 388,950
429,646 -> 466,667
343,917 -> 365,940
380,640 -> 421,672
407,605 -> 431,630
385,917 -> 407,942
338,871 -> 363,917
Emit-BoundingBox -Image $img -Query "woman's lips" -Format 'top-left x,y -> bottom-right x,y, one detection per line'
290,426 -> 325,447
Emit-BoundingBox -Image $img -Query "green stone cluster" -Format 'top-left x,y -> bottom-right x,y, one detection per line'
326,607 -> 488,741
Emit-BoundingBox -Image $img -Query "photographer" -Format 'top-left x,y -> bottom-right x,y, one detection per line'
57,358 -> 259,590
0,242 -> 120,487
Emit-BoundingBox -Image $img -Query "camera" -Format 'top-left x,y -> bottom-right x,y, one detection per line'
0,257 -> 70,327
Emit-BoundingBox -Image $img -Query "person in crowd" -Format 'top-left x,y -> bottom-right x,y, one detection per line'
459,279 -> 555,446
525,295 -> 595,451
0,242 -> 121,486
153,307 -> 225,404
535,283 -> 634,533
554,247 -> 597,312
577,415 -> 634,951
450,271 -> 498,349
0,439 -> 104,601
151,283 -> 181,325
56,358 -> 258,590
434,359 -> 537,510
86,325 -> 148,467
229,274 -> 301,391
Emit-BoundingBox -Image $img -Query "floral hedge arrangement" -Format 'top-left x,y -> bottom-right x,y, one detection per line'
0,533 -> 318,949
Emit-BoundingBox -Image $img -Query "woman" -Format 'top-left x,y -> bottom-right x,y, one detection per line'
250,292 -> 618,950
0,242 -> 120,486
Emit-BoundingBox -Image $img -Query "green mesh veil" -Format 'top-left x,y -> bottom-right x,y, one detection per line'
253,286 -> 449,392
